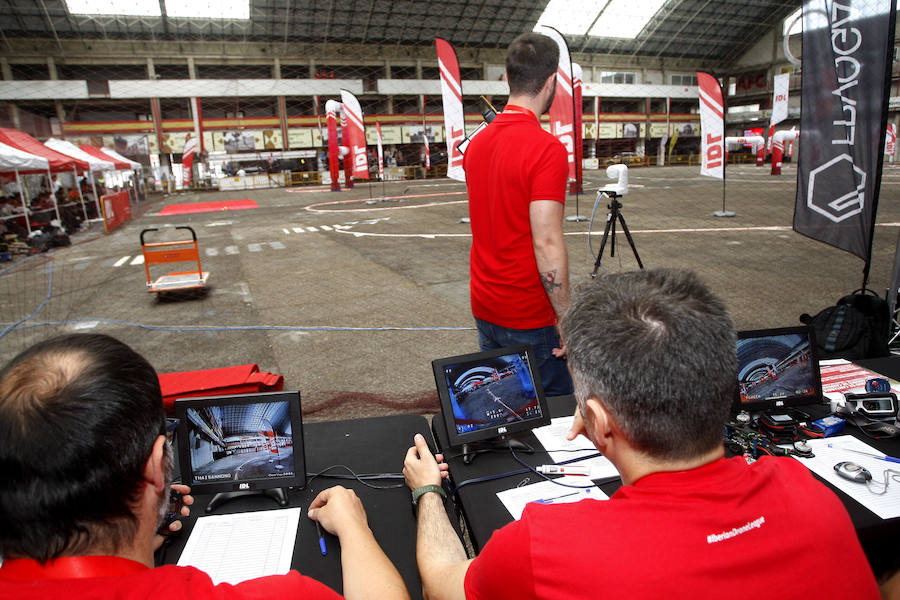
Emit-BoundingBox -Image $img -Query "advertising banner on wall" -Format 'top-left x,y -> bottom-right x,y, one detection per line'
113,134 -> 149,156
793,0 -> 896,262
366,125 -> 402,145
223,131 -> 255,154
595,123 -> 618,139
287,129 -> 315,149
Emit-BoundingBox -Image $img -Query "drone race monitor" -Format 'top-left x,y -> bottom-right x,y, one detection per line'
175,390 -> 306,495
433,345 -> 550,447
735,326 -> 824,413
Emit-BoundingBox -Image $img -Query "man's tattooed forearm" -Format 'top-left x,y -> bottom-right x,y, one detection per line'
540,270 -> 562,294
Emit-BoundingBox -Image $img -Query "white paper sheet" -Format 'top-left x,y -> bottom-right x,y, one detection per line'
818,359 -> 900,403
530,416 -> 620,481
497,475 -> 608,520
177,507 -> 302,585
791,436 -> 900,520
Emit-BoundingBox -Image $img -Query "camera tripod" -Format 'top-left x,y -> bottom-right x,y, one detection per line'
591,192 -> 644,277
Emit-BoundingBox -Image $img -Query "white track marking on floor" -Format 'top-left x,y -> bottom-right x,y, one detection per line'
319,225 -> 333,231
269,241 -> 286,250
247,243 -> 262,252
292,227 -> 305,233
129,255 -> 145,265
306,198 -> 466,213
225,245 -> 240,255
205,247 -> 219,256
113,256 -> 131,267
331,223 -> 900,240
306,226 -> 318,232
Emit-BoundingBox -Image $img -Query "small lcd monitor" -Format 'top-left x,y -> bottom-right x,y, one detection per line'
433,345 -> 550,447
175,391 -> 306,495
735,326 -> 824,412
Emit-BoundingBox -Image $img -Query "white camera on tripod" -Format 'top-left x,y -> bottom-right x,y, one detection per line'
600,164 -> 629,196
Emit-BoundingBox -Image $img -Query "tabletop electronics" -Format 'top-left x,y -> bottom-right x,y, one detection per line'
843,392 -> 898,420
834,461 -> 873,483
735,326 -> 823,413
432,345 -> 550,449
175,390 -> 306,497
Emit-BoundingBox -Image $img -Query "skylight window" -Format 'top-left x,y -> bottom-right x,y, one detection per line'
165,0 -> 250,20
66,0 -> 161,16
66,0 -> 250,19
535,0 -> 666,39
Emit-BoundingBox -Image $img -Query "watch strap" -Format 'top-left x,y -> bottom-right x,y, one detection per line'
411,484 -> 446,505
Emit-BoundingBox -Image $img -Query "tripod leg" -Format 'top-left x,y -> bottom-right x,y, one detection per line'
617,212 -> 644,269
609,209 -> 617,258
591,211 -> 616,277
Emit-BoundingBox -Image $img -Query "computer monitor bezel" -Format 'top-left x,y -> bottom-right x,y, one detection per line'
734,325 -> 824,413
433,344 -> 551,448
174,390 -> 306,495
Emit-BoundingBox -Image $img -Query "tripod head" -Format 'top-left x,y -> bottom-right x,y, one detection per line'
599,163 -> 629,196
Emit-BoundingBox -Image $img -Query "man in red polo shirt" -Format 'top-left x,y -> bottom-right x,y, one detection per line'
0,334 -> 409,600
403,269 -> 880,600
463,32 -> 573,396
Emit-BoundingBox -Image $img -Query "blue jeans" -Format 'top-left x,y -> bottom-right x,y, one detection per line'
475,318 -> 574,397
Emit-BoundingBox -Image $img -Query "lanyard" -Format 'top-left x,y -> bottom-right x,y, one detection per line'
502,105 -> 537,120
0,556 -> 149,580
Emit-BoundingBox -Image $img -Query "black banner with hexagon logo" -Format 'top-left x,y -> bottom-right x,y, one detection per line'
794,0 -> 896,273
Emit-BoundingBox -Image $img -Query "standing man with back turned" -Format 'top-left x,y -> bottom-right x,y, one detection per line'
463,32 -> 573,396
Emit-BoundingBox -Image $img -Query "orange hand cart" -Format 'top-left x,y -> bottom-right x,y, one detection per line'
140,226 -> 210,293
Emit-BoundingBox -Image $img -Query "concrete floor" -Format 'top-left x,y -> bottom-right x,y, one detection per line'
3,162 -> 900,422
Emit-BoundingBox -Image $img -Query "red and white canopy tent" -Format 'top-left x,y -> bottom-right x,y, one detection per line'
45,138 -> 115,219
82,145 -> 144,204
0,127 -> 92,225
97,147 -> 141,170
80,144 -> 131,170
0,141 -> 50,234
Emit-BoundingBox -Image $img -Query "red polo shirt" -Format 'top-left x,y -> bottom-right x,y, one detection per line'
463,106 -> 568,329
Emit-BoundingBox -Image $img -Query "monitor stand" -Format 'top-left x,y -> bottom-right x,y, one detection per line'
461,436 -> 534,465
205,488 -> 289,513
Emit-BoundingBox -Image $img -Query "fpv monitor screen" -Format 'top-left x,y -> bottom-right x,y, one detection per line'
175,391 -> 305,494
736,327 -> 822,412
433,345 -> 550,446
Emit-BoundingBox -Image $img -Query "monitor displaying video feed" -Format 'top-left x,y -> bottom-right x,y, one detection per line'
735,326 -> 823,412
433,345 -> 550,447
175,391 -> 306,495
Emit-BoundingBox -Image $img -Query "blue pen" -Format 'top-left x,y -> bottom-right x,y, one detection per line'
533,491 -> 580,505
315,520 -> 327,556
842,447 -> 900,464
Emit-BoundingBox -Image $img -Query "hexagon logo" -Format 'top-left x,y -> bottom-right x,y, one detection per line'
807,154 -> 866,223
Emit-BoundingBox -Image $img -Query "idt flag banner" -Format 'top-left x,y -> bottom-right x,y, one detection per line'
697,72 -> 724,179
794,0 -> 896,262
180,133 -> 196,187
340,89 -> 369,180
435,38 -> 465,182
541,26 -> 577,182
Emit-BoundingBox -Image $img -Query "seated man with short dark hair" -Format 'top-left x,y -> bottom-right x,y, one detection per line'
0,333 -> 409,600
403,268 -> 879,599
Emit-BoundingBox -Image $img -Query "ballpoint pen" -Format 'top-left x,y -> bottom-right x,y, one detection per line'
533,491 -> 581,504
315,520 -> 327,556
829,444 -> 900,464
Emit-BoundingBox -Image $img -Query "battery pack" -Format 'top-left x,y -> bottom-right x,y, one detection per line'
812,415 -> 845,437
